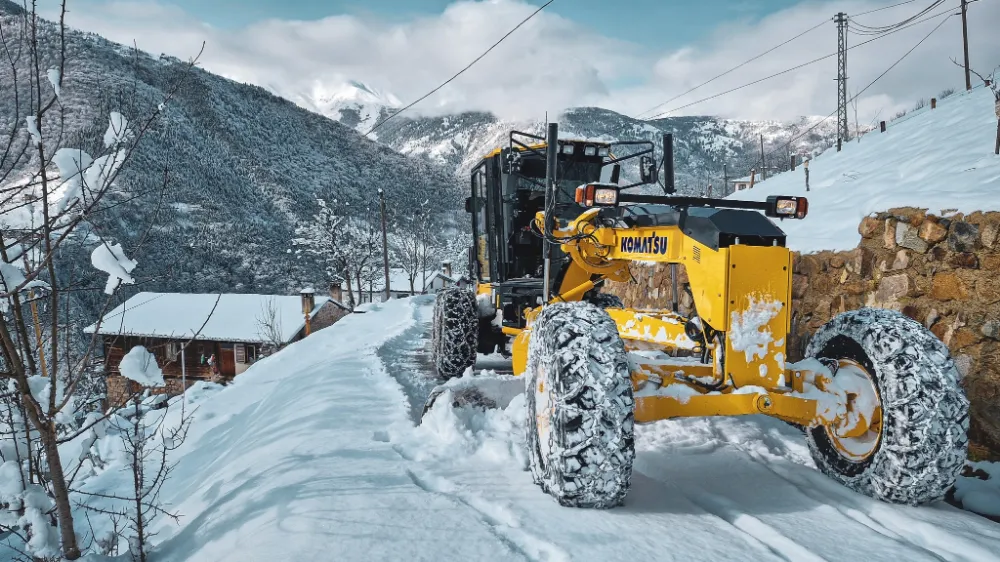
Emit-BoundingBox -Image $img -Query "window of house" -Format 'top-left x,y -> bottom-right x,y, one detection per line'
166,342 -> 179,361
235,344 -> 246,364
246,345 -> 257,363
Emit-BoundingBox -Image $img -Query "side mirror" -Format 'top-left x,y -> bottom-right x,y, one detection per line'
610,164 -> 621,184
500,147 -> 512,174
639,155 -> 655,184
465,196 -> 473,213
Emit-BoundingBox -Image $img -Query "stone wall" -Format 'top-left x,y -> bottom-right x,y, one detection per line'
606,207 -> 1000,460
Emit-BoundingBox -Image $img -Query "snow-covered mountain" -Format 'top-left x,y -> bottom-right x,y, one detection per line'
307,90 -> 841,196
291,80 -> 402,133
0,6 -> 462,322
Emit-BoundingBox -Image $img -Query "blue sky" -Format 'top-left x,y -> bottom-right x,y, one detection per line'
144,0 -> 803,50
57,0 -> 999,121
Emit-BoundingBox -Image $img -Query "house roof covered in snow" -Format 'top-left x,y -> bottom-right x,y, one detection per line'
83,292 -> 344,344
358,268 -> 455,294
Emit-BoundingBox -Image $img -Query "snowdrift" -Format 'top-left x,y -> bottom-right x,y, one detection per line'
56,297 -> 1000,562
729,86 -> 1000,254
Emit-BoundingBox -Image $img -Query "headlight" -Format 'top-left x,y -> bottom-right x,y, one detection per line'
593,187 -> 618,205
584,145 -> 597,156
765,195 -> 808,219
561,144 -> 575,155
575,184 -> 619,207
597,146 -> 610,157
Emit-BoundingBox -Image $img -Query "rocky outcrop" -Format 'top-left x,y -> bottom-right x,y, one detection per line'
606,207 -> 1000,461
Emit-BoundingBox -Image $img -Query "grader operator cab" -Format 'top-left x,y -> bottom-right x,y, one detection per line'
429,123 -> 969,511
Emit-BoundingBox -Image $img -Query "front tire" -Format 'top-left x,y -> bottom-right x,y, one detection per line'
525,302 -> 635,508
432,287 -> 478,380
805,308 -> 969,505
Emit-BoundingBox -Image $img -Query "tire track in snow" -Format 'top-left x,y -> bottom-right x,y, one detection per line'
710,423 -> 989,562
376,300 -> 568,562
677,487 -> 827,562
376,296 -> 441,422
770,461 -> 995,562
403,466 -> 570,562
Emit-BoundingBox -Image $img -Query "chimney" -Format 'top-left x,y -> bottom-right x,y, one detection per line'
329,278 -> 343,303
300,287 -> 316,336
300,287 -> 316,315
442,260 -> 452,278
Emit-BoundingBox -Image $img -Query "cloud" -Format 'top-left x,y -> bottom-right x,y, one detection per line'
51,0 -> 1000,123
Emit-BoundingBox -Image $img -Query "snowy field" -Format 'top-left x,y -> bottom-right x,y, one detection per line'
51,296 -> 1000,562
727,86 -> 1000,254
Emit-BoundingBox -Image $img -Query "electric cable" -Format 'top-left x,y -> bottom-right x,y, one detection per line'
747,12 -> 956,178
643,5 -> 955,121
633,18 -> 828,120
365,0 -> 555,136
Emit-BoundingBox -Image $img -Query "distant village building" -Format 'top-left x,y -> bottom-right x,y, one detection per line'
85,289 -> 349,407
732,176 -> 754,192
355,262 -> 459,304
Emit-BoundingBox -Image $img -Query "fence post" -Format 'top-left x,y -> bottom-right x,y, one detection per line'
880,120 -> 886,133
931,98 -> 937,109
837,138 -> 842,152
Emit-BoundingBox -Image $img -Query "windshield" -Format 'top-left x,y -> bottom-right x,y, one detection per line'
515,158 -> 603,203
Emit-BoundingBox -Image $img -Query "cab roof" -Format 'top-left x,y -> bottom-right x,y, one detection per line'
480,138 -> 613,160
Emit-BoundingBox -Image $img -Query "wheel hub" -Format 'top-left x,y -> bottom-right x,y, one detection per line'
826,359 -> 883,461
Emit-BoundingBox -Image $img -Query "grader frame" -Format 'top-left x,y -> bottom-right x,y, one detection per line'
498,204 -> 868,437
433,122 -> 966,510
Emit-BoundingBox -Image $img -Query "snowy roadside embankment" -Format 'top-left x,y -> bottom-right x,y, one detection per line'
65,297 -> 529,561
728,86 -> 1000,254
56,297 -> 1000,562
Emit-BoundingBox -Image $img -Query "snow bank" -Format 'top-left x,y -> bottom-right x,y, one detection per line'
56,298 -> 1000,562
953,461 -> 1000,517
728,86 -> 1000,253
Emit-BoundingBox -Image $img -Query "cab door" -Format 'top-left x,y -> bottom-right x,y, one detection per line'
470,163 -> 491,283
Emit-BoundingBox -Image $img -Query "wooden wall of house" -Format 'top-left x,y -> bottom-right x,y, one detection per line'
104,336 -> 216,379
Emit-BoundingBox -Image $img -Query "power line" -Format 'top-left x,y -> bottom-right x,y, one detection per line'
849,0 -> 945,34
365,0 -> 555,136
643,5 -> 955,121
849,0 -> 919,18
633,18 -> 827,120
752,12 -> 956,176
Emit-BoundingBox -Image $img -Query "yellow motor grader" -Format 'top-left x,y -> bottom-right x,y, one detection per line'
429,123 -> 968,509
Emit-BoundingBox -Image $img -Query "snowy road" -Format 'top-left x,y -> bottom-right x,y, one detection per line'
126,297 -> 1000,562
391,299 -> 1000,562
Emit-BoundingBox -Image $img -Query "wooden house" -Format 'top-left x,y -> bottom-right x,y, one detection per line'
355,262 -> 459,304
84,289 -> 349,407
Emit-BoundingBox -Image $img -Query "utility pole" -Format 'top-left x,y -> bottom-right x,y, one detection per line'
378,188 -> 390,302
835,12 -> 849,146
759,134 -> 767,180
961,0 -> 971,91
723,163 -> 729,196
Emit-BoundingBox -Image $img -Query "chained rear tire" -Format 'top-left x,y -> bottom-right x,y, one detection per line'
432,287 -> 478,380
805,308 -> 969,505
526,302 -> 635,508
